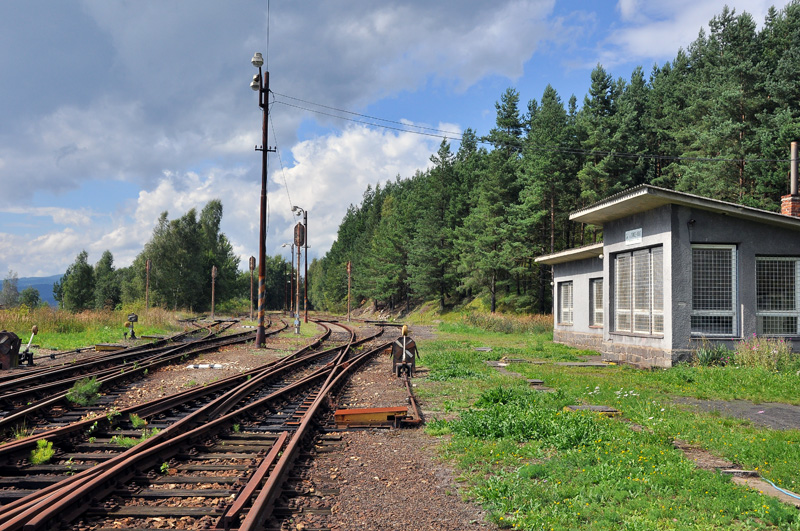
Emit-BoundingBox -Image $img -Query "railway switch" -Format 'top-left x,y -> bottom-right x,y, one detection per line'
125,313 -> 138,339
391,325 -> 420,377
0,331 -> 21,369
18,325 -> 38,366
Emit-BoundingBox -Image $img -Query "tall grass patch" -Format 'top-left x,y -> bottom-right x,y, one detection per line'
0,306 -> 182,350
460,312 -> 552,335
733,335 -> 799,372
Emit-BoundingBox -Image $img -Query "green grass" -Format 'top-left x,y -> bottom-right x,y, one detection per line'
29,439 -> 55,465
110,428 -> 159,448
129,414 -> 147,429
65,376 -> 101,406
0,306 -> 183,351
416,315 -> 800,530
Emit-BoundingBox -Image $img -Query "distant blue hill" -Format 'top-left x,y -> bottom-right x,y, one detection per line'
17,275 -> 63,307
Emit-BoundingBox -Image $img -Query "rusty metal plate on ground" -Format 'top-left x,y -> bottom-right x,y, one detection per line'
95,343 -> 126,352
333,406 -> 408,427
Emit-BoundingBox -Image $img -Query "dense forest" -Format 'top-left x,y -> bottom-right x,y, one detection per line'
309,4 -> 800,315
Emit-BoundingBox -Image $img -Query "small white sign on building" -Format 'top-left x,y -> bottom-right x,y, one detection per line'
625,228 -> 643,246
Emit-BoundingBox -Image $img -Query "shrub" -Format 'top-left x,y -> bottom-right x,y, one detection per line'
693,341 -> 730,367
66,377 -> 101,406
733,334 -> 799,372
30,439 -> 55,465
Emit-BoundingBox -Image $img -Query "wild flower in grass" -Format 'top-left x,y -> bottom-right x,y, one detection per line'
734,335 -> 798,372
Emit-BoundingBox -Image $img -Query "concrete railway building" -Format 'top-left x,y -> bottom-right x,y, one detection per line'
535,183 -> 800,368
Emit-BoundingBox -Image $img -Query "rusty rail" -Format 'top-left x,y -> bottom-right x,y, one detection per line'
0,320 -> 388,530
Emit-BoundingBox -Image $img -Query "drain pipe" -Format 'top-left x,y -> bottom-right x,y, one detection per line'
792,141 -> 798,196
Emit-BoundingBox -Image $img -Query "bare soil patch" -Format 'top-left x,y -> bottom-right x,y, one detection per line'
315,353 -> 497,531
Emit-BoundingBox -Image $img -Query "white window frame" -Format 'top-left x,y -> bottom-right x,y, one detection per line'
691,244 -> 737,337
558,281 -> 573,325
614,246 -> 663,335
756,257 -> 800,336
590,278 -> 603,327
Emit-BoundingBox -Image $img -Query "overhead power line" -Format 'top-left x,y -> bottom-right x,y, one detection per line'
272,99 -> 459,141
272,92 -> 463,137
270,91 -> 791,165
269,112 -> 296,219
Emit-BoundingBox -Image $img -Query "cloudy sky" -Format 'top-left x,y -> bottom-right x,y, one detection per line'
0,0 -> 789,279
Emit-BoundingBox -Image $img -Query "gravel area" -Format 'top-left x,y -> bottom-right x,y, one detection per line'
111,325 -> 320,408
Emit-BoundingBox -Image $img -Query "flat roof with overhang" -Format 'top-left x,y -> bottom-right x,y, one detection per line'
535,242 -> 603,265
569,184 -> 800,231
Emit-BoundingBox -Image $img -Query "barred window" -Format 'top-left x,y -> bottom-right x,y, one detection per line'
691,245 -> 736,336
756,257 -> 800,336
614,246 -> 662,334
590,278 -> 603,326
558,281 -> 573,325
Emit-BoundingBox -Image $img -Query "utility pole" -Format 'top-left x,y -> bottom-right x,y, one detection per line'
282,262 -> 287,312
249,256 -> 255,320
294,222 -> 304,328
347,261 -> 352,322
303,209 -> 308,323
250,52 -> 276,347
145,259 -> 151,309
210,265 -> 217,319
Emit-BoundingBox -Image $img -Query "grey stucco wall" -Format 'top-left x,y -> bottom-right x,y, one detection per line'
602,205 -> 673,364
552,256 -> 603,337
672,204 -> 800,352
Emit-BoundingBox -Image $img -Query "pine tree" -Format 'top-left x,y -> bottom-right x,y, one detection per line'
513,86 -> 570,312
577,65 -> 618,206
366,194 -> 410,309
408,140 -> 458,310
456,89 -> 522,312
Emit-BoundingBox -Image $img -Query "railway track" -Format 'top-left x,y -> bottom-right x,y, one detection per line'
0,321 -> 271,438
0,320 -> 395,530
